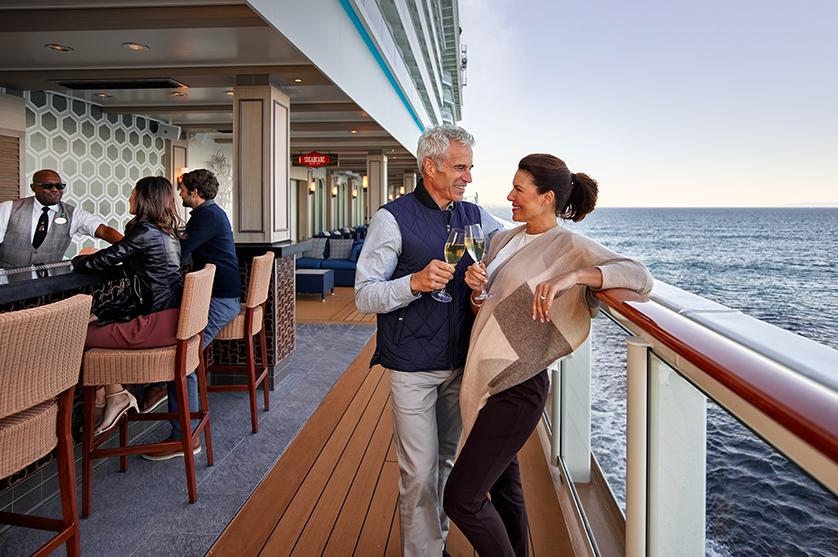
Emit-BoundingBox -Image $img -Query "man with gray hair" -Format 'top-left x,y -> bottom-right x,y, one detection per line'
356,124 -> 501,556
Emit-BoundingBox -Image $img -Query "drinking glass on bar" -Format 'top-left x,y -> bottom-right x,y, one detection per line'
432,228 -> 465,303
466,223 -> 494,300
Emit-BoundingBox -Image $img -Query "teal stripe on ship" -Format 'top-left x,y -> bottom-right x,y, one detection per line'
338,0 -> 426,132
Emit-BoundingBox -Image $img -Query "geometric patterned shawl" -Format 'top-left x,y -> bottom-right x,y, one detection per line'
459,224 -> 653,442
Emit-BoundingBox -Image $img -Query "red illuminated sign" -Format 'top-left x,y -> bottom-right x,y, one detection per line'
298,152 -> 334,168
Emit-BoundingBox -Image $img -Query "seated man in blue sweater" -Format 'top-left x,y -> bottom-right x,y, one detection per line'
144,169 -> 241,460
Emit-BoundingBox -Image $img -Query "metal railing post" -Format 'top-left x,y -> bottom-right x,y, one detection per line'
550,364 -> 561,467
626,337 -> 651,557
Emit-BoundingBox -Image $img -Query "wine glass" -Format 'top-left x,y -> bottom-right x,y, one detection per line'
432,228 -> 465,303
466,223 -> 494,300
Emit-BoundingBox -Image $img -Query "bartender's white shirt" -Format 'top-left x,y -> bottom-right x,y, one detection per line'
0,197 -> 105,244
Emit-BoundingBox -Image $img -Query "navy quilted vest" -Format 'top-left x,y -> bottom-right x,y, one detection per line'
372,193 -> 481,372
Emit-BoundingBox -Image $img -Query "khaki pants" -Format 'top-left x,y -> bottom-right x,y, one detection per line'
389,367 -> 463,557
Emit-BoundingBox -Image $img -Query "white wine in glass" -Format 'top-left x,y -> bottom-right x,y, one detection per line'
465,223 -> 494,300
433,228 -> 465,303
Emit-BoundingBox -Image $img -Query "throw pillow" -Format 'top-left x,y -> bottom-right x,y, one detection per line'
350,240 -> 364,262
302,237 -> 328,259
328,238 -> 354,260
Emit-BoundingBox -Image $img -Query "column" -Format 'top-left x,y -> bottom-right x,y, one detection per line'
220,80 -> 295,386
404,171 -> 417,193
365,153 -> 388,219
232,81 -> 291,243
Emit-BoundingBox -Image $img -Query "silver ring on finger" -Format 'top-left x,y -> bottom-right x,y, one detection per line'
539,294 -> 547,300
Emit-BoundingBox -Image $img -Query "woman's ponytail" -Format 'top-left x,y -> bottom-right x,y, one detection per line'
560,172 -> 598,222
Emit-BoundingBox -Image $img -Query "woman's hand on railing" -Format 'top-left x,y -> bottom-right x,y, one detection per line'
465,262 -> 488,292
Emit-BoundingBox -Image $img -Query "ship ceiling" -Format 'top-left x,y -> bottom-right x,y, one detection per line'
0,2 -> 418,177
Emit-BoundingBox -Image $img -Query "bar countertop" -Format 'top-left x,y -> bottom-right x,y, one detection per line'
234,239 -> 312,258
0,262 -> 124,307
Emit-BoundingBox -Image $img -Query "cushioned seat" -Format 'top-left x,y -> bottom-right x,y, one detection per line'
0,400 -> 58,480
295,257 -> 323,269
82,335 -> 201,385
215,304 -> 263,341
320,258 -> 356,270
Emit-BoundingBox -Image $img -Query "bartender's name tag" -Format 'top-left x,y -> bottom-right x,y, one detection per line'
54,217 -> 67,225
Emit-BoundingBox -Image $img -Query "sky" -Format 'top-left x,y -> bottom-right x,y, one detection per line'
457,0 -> 838,207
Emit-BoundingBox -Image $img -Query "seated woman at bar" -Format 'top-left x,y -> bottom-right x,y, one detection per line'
444,154 -> 653,556
72,176 -> 184,435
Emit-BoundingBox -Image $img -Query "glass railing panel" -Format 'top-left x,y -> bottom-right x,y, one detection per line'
589,313 -> 629,512
647,352 -> 706,557
704,398 -> 838,557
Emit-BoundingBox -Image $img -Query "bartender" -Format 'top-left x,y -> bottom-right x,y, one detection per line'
0,169 -> 123,268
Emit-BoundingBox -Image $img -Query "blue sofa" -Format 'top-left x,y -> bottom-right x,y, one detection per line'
296,237 -> 364,287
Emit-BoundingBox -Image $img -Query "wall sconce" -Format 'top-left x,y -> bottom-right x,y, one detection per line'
331,186 -> 338,197
362,175 -> 368,190
388,193 -> 395,201
352,188 -> 358,198
399,185 -> 405,195
308,181 -> 316,194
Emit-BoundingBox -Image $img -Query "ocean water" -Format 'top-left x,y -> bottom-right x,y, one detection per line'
486,207 -> 838,556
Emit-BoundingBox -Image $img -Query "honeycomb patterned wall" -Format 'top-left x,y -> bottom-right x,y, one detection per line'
23,91 -> 166,255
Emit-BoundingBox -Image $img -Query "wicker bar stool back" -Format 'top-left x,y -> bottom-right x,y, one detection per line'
207,251 -> 275,433
80,265 -> 215,517
0,294 -> 92,557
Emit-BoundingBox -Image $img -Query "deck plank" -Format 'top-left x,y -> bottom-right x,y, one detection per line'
323,400 -> 394,556
260,370 -> 387,555
354,461 -> 400,556
287,377 -> 392,556
446,524 -> 475,557
207,341 -> 377,557
520,430 -> 574,555
384,502 -> 401,557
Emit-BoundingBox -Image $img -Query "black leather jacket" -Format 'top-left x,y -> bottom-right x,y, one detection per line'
72,221 -> 182,323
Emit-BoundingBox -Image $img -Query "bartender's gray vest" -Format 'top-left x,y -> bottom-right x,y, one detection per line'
0,197 -> 75,267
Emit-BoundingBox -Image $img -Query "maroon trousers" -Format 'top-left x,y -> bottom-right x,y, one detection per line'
85,308 -> 179,350
444,370 -> 549,557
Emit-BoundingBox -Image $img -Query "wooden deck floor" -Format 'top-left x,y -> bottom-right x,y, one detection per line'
209,337 -> 573,556
296,286 -> 376,324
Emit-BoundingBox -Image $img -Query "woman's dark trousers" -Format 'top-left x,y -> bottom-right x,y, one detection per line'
444,370 -> 549,557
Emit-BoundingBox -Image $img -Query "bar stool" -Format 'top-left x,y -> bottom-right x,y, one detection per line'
80,265 -> 215,517
0,294 -> 92,557
207,251 -> 275,433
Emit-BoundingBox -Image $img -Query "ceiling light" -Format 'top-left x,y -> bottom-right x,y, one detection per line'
225,89 -> 234,96
45,43 -> 73,52
350,130 -> 358,134
95,92 -> 112,99
170,91 -> 186,97
122,42 -> 150,52
293,78 -> 303,84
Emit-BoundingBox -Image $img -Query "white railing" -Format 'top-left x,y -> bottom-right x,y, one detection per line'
546,280 -> 838,556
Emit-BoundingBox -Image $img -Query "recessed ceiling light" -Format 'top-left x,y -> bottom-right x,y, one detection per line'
45,43 -> 73,52
170,91 -> 186,97
122,42 -> 150,52
95,92 -> 112,99
293,78 -> 303,84
350,129 -> 358,134
225,89 -> 234,96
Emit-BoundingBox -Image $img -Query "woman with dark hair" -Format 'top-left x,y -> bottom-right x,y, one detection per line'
72,176 -> 184,436
443,154 -> 653,556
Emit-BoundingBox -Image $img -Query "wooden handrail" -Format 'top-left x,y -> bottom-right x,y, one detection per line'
594,288 -> 838,463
